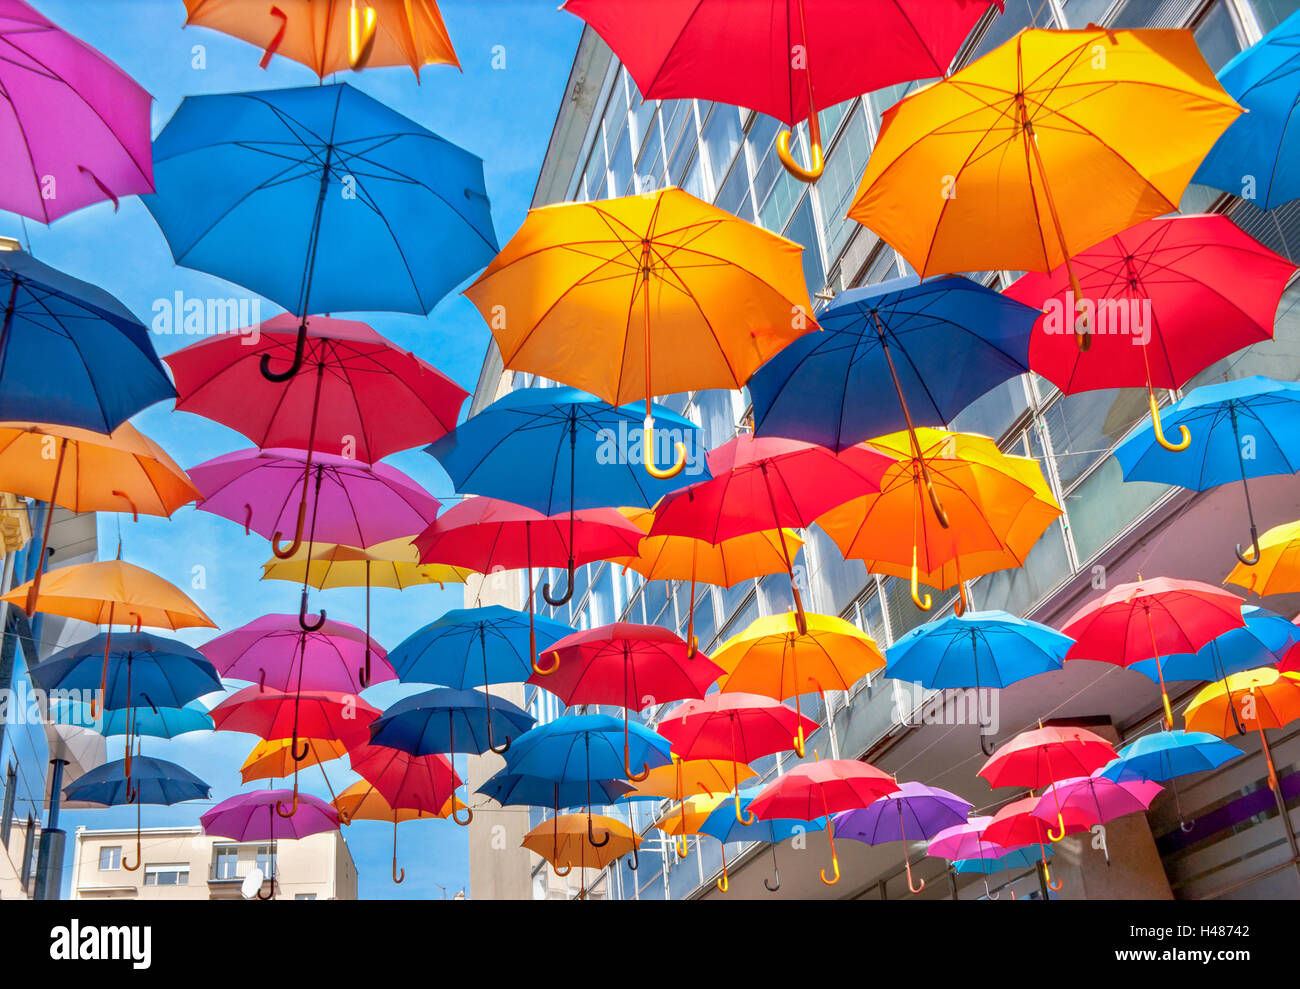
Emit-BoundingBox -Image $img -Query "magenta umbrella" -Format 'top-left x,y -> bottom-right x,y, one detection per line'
199,613 -> 392,693
1032,774 -> 1163,859
926,815 -> 1034,899
0,0 -> 154,221
200,788 -> 339,899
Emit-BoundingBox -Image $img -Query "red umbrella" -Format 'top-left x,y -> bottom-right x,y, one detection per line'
562,0 -> 1001,182
1060,576 -> 1246,729
1008,215 -> 1296,451
649,435 -> 889,633
748,757 -> 900,886
528,622 -> 723,778
983,795 -> 1089,892
347,741 -> 463,824
659,691 -> 818,824
415,496 -> 643,663
167,313 -> 467,558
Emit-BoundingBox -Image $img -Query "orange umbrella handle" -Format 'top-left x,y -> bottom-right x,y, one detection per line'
1258,721 -> 1279,792
899,810 -> 925,894
272,500 -> 307,559
533,650 -> 560,676
123,793 -> 142,871
776,0 -> 824,182
717,841 -> 729,892
349,0 -> 378,70
910,547 -> 932,611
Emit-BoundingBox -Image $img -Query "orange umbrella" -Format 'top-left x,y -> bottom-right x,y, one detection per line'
183,0 -> 460,78
0,421 -> 199,615
1185,668 -> 1300,792
624,754 -> 757,856
522,813 -> 640,898
240,736 -> 348,784
332,780 -> 465,883
652,792 -> 728,860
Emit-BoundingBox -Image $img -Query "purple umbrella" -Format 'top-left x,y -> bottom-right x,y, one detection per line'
200,614 -> 393,693
1032,773 -> 1162,863
200,789 -> 338,899
834,781 -> 972,895
0,0 -> 154,222
190,447 -> 440,630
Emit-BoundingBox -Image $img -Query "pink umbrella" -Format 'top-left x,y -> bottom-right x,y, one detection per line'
926,815 -> 1036,899
200,788 -> 339,899
199,613 -> 393,693
1032,774 -> 1163,838
0,0 -> 154,222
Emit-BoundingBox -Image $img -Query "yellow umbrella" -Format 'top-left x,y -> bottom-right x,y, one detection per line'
625,755 -> 757,857
332,780 -> 466,884
848,27 -> 1239,350
522,813 -> 641,898
1225,519 -> 1300,597
713,612 -> 885,756
610,506 -> 802,654
0,421 -> 199,615
816,429 -> 1061,614
653,791 -> 729,862
240,736 -> 348,784
464,186 -> 816,478
1184,668 -> 1300,793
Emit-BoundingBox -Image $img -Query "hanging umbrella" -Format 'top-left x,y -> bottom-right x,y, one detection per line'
30,632 -> 219,712
464,187 -> 816,477
930,818 -> 1047,899
368,687 -> 535,760
712,612 -> 884,756
885,610 -> 1071,753
0,251 -> 174,430
477,772 -> 634,810
241,736 -> 348,784
428,386 -> 707,599
849,27 -> 1240,350
91,701 -> 212,741
1061,576 -> 1247,729
649,434 -> 889,630
522,813 -> 640,896
65,757 -> 209,875
347,741 -> 463,826
698,784 -> 828,893
750,275 -> 1038,450
562,0 -> 1000,181
1031,774 -> 1163,862
182,0 -> 460,77
749,757 -> 900,886
1098,729 -> 1242,830
1115,377 -> 1300,567
332,781 -> 462,885
201,789 -> 339,898
0,0 -> 154,220
816,429 -> 1060,613
1011,215 -> 1295,449
144,83 -> 496,383
611,506 -> 801,655
982,797 -> 1089,892
1194,9 -> 1300,210
652,792 -> 727,865
528,623 -> 723,776
1225,518 -> 1300,597
1184,667 -> 1300,793
414,497 -> 642,662
659,692 -> 817,825
833,781 -> 972,895
620,754 -> 757,858
199,613 -> 391,693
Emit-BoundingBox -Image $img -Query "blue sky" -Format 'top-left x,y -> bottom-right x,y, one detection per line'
18,0 -> 582,899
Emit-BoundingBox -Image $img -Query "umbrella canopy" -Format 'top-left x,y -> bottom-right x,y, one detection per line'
476,772 -> 634,810
210,685 -> 378,750
333,781 -> 462,824
982,795 -> 1091,848
0,0 -> 154,221
0,251 -> 174,431
504,715 -> 672,784
1098,730 -> 1242,783
241,736 -> 347,784
953,845 -> 1049,876
750,275 -> 1038,450
90,702 -> 212,740
1032,774 -> 1163,830
522,813 -> 640,882
1184,669 -> 1300,743
368,687 -> 535,756
31,632 -> 220,711
183,0 -> 460,78
927,817 -> 1005,863
262,537 -> 470,590
202,789 -> 340,842
620,756 -> 757,804
1225,518 -> 1300,596
63,756 -> 210,807
3,558 -> 215,630
653,793 -> 729,841
979,725 -> 1117,790
1129,605 -> 1300,684
386,605 -> 574,686
464,187 -> 816,477
885,609 -> 1070,690
199,613 -> 392,693
347,742 -> 461,819
1194,9 -> 1300,209
660,692 -> 817,763
849,26 -> 1240,336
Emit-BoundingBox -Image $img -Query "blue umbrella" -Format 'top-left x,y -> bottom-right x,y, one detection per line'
1115,376 -> 1300,565
1099,729 -> 1243,829
143,82 -> 497,381
64,756 -> 210,871
369,687 -> 535,756
428,387 -> 707,605
0,251 -> 174,430
749,275 -> 1037,451
1131,605 -> 1300,685
953,844 -> 1049,874
51,699 -> 213,740
1194,9 -> 1300,210
698,785 -> 827,892
476,771 -> 634,810
31,632 -> 221,711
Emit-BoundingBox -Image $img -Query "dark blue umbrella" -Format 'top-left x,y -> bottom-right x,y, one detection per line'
476,771 -> 634,810
30,632 -> 221,711
369,687 -> 535,756
1194,9 -> 1300,210
64,756 -> 210,871
143,82 -> 497,381
1115,376 -> 1300,565
0,251 -> 174,430
428,386 -> 706,605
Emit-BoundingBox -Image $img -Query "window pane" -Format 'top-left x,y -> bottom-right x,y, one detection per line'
1253,0 -> 1300,33
784,197 -> 825,295
1194,2 -> 1244,71
702,105 -> 744,193
609,126 -> 634,197
1042,387 -> 1149,490
818,104 -> 872,261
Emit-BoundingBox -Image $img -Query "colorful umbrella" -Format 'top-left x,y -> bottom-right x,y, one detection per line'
1031,774 -> 1163,855
1010,215 -> 1295,448
143,83 -> 496,380
463,187 -> 816,477
477,772 -> 634,811
0,251 -> 174,431
982,796 -> 1089,891
849,27 -> 1240,349
241,736 -> 347,784
750,275 -> 1038,451
1061,576 -> 1247,729
0,0 -> 154,220
1115,377 -> 1300,566
332,780 -> 463,885
697,784 -> 827,892
201,789 -> 339,898
347,741 -> 462,826
620,754 -> 757,858
712,612 -> 884,756
522,813 -> 640,894
562,0 -> 1000,181
199,613 -> 391,693
30,632 -> 219,712
1099,729 -> 1242,829
834,781 -> 972,894
90,701 -> 213,741
529,622 -> 723,776
652,792 -> 727,867
1184,667 -> 1300,792
1194,9 -> 1300,209
1225,518 -> 1300,597
183,0 -> 460,78
368,687 -> 535,759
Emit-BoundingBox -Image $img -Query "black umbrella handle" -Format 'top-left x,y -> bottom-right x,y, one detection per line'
260,319 -> 308,382
542,558 -> 575,606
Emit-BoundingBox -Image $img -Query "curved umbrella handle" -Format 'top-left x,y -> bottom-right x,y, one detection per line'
123,834 -> 141,872
643,421 -> 687,480
1148,390 -> 1191,453
1236,525 -> 1261,567
626,844 -> 639,871
349,1 -> 378,69
532,651 -> 560,676
910,549 -> 932,611
451,801 -> 474,827
953,582 -> 968,618
776,128 -> 824,182
676,833 -> 688,859
1041,845 -> 1062,892
979,729 -> 997,757
258,5 -> 288,69
793,723 -> 806,759
625,755 -> 651,782
124,795 -> 142,871
112,491 -> 139,523
542,560 -> 575,607
291,737 -> 311,762
552,862 -> 573,877
716,842 -> 729,893
587,816 -> 610,848
984,878 -> 998,900
256,878 -> 275,900
819,851 -> 840,886
1047,810 -> 1067,843
391,821 -> 405,884
273,501 -> 308,560
260,320 -> 308,382
276,788 -> 299,818
764,867 -> 781,892
298,589 -> 326,632
734,789 -> 755,826
486,715 -> 511,756
904,857 -> 925,895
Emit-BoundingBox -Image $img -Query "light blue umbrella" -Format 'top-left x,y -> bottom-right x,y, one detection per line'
1099,730 -> 1243,829
51,700 -> 213,740
1194,9 -> 1300,209
698,785 -> 827,893
1130,605 -> 1300,686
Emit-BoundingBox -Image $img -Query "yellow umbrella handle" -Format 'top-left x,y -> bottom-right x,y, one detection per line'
643,421 -> 687,479
1147,388 -> 1190,453
819,819 -> 840,886
532,650 -> 560,676
1042,842 -> 1063,892
911,546 -> 932,611
349,0 -> 378,70
777,129 -> 824,182
717,842 -> 730,892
